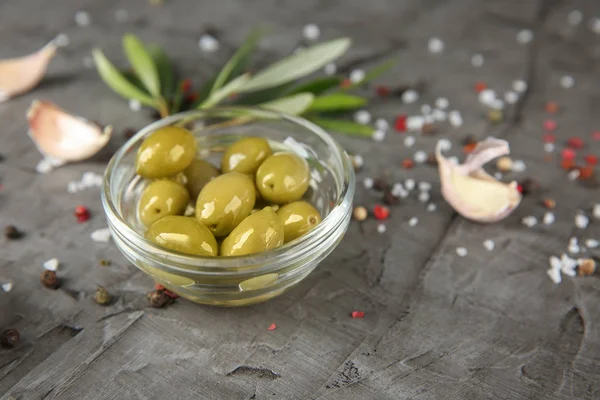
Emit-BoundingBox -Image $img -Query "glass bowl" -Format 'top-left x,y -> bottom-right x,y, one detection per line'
101,107 -> 355,307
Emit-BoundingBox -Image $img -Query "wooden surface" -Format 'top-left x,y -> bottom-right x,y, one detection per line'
1,0 -> 600,399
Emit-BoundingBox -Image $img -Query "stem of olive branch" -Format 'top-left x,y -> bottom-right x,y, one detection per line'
158,98 -> 170,118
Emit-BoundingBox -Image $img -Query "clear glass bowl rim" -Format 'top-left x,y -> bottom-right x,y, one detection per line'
101,106 -> 355,275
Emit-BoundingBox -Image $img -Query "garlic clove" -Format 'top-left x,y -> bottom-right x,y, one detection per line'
0,42 -> 57,102
437,137 -> 521,223
27,100 -> 112,162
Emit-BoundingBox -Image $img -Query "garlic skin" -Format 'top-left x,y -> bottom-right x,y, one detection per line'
0,42 -> 57,102
27,100 -> 112,163
436,137 -> 521,223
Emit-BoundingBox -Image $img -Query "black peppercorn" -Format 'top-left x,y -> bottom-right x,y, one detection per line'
147,290 -> 172,308
123,128 -> 136,139
461,134 -> 477,145
373,178 -> 390,192
383,190 -> 399,206
4,225 -> 23,240
1,329 -> 20,348
41,270 -> 59,289
519,178 -> 540,196
426,152 -> 438,166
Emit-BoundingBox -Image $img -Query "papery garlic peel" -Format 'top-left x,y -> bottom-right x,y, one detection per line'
27,100 -> 112,162
0,42 -> 57,102
436,137 -> 521,223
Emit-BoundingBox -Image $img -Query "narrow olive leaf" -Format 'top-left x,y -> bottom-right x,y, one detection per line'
92,49 -> 157,107
200,73 -> 250,109
121,70 -> 148,92
147,44 -> 176,99
235,83 -> 295,105
122,34 -> 161,98
307,93 -> 367,112
170,79 -> 185,114
287,76 -> 343,95
210,28 -> 262,94
309,117 -> 374,137
260,93 -> 315,115
340,56 -> 399,90
239,38 -> 351,93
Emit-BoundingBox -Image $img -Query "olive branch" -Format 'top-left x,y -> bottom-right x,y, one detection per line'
92,30 -> 397,138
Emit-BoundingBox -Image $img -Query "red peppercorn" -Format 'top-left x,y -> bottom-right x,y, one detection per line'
351,311 -> 365,319
394,115 -> 407,132
402,158 -> 414,169
561,148 -> 576,161
74,206 -> 90,223
516,184 -> 523,193
341,79 -> 352,88
463,143 -> 477,154
578,165 -> 594,180
561,159 -> 576,170
567,137 -> 584,149
545,101 -> 559,114
585,154 -> 598,166
543,120 -> 557,131
181,79 -> 192,92
375,85 -> 391,96
267,323 -> 277,331
542,134 -> 556,143
474,82 -> 487,93
373,205 -> 390,221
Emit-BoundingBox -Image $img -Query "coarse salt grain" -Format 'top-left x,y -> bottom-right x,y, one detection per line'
418,191 -> 430,203
544,143 -> 555,152
302,24 -> 320,41
421,104 -> 432,114
513,80 -> 527,93
352,154 -> 364,169
560,75 -> 574,89
562,261 -> 577,277
418,181 -> 432,192
91,227 -> 111,243
407,116 -> 424,131
593,204 -> 600,219
427,203 -> 437,212
75,11 -> 91,26
516,29 -> 533,44
549,255 -> 562,270
438,139 -> 452,151
404,179 -> 415,191
562,253 -> 578,270
129,99 -> 142,111
198,34 -> 219,52
43,258 -> 59,271
54,33 -> 69,47
36,158 -> 55,174
424,115 -> 435,124
391,183 -> 404,196
456,247 -> 468,257
568,241 -> 580,254
428,37 -> 444,53
432,109 -> 447,122
375,118 -> 389,131
115,9 -> 129,22
585,239 -> 599,248
414,151 -> 427,164
575,214 -> 589,229
543,212 -> 555,225
478,89 -> 496,106
490,99 -> 505,110
590,17 -> 600,34
567,10 -> 583,25
324,63 -> 337,75
354,110 -> 371,125
448,110 -> 463,127
483,239 -> 495,251
408,217 -> 419,227
363,177 -> 374,189
402,90 -> 419,104
372,130 -> 386,142
471,53 -> 484,67
568,169 -> 580,180
512,160 -> 526,172
504,91 -> 519,104
404,135 -> 416,147
522,216 -> 538,227
2,282 -> 13,292
377,224 -> 387,234
435,97 -> 449,110
547,267 -> 562,284
350,69 -> 365,83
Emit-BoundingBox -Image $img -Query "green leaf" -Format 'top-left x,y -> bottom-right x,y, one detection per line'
122,34 -> 161,98
260,93 -> 315,115
92,48 -> 157,107
340,56 -> 398,90
309,117 -> 374,137
239,38 -> 351,93
200,74 -> 250,108
307,93 -> 367,112
287,76 -> 343,95
170,79 -> 186,114
234,83 -> 295,105
147,44 -> 176,99
210,28 -> 262,94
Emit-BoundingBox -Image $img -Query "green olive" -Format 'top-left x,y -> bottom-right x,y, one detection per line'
183,158 -> 220,200
255,152 -> 310,204
221,207 -> 284,256
138,180 -> 190,227
276,201 -> 321,243
136,126 -> 197,179
221,137 -> 273,174
145,216 -> 218,256
195,172 -> 256,237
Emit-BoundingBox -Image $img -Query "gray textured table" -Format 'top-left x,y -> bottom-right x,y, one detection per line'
1,0 -> 600,399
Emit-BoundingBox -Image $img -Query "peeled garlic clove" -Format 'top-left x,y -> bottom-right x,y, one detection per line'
437,137 -> 521,223
27,100 -> 112,162
0,42 -> 57,102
